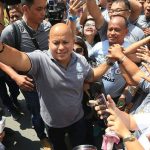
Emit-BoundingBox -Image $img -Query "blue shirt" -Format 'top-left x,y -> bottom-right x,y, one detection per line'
89,40 -> 130,98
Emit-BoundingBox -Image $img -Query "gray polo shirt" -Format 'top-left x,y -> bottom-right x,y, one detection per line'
27,50 -> 93,128
1,20 -> 51,52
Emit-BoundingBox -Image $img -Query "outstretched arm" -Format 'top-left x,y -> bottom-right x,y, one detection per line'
119,60 -> 139,86
67,0 -> 84,35
128,0 -> 142,23
0,42 -> 31,72
86,0 -> 104,29
124,36 -> 150,55
91,61 -> 110,82
79,4 -> 88,25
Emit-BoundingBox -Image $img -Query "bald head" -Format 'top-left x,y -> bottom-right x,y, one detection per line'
107,15 -> 128,45
110,15 -> 128,29
49,23 -> 74,40
48,23 -> 75,67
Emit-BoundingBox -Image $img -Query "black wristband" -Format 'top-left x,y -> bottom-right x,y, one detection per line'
106,57 -> 115,66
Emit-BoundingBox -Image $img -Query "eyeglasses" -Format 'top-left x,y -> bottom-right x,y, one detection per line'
108,9 -> 129,14
84,23 -> 95,27
74,48 -> 84,54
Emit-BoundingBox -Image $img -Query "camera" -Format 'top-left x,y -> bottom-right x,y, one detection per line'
46,1 -> 66,25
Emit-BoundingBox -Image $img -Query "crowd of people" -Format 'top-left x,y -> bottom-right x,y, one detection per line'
0,0 -> 149,150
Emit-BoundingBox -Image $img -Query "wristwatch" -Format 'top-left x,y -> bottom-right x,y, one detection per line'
106,57 -> 115,66
123,133 -> 136,143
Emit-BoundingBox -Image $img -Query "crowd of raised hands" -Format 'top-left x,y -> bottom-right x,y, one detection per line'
89,93 -> 146,150
0,0 -> 149,150
88,38 -> 150,149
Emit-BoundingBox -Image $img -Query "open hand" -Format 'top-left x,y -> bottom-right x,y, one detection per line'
136,46 -> 150,63
15,75 -> 34,91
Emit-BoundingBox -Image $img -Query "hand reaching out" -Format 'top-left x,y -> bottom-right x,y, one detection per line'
141,62 -> 150,82
106,108 -> 131,138
89,94 -> 116,119
143,28 -> 150,37
136,46 -> 150,63
69,0 -> 85,16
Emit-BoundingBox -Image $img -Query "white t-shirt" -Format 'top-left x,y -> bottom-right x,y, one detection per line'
134,113 -> 150,150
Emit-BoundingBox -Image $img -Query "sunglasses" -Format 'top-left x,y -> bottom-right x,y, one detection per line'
74,48 -> 84,54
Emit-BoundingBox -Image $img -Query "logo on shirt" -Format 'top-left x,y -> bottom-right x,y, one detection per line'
76,62 -> 83,79
102,67 -> 121,82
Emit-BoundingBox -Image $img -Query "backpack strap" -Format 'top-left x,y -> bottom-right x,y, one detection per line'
11,22 -> 21,50
21,20 -> 40,49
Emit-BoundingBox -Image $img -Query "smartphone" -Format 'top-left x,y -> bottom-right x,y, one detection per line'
97,93 -> 109,124
97,93 -> 108,108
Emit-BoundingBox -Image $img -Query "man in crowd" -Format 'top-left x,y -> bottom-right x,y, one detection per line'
86,0 -> 144,44
6,4 -> 22,23
0,23 -> 113,150
136,0 -> 150,36
89,15 -> 142,103
0,0 -> 22,121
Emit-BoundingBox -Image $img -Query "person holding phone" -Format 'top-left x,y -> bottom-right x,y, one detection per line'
92,94 -> 150,150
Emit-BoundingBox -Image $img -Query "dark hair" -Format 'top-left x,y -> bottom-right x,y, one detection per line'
21,0 -> 34,6
74,36 -> 89,60
113,0 -> 131,10
82,18 -> 95,29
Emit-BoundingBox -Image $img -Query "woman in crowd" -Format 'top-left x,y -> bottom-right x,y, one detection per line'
82,18 -> 101,53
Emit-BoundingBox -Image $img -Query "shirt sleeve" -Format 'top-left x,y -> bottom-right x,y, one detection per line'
139,78 -> 150,93
1,24 -> 16,47
133,113 -> 150,131
26,50 -> 42,78
138,133 -> 150,150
